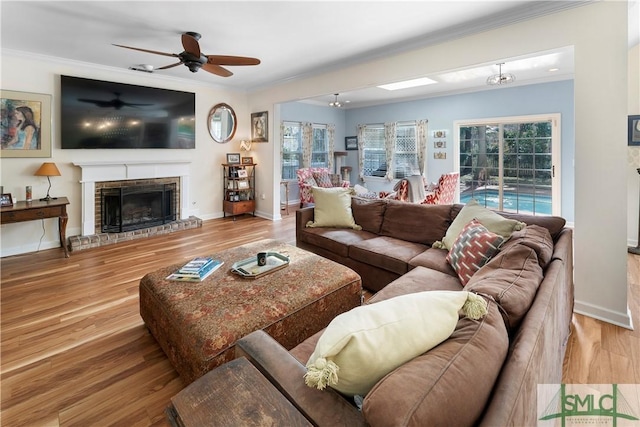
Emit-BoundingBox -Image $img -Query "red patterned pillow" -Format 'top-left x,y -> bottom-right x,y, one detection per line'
446,219 -> 505,285
313,171 -> 333,188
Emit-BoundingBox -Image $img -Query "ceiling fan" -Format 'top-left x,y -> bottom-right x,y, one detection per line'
78,92 -> 152,110
113,32 -> 260,77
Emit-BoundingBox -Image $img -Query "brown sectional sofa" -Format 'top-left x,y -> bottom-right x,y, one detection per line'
236,197 -> 574,426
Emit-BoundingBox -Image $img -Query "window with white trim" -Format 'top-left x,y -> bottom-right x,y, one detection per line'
363,122 -> 419,179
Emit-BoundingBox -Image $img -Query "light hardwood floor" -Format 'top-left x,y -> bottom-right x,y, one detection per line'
1,212 -> 638,426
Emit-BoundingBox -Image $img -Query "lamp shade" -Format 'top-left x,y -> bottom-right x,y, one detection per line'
34,162 -> 61,177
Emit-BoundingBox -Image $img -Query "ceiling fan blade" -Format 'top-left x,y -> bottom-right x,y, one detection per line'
207,55 -> 261,66
181,33 -> 201,57
156,62 -> 182,70
202,63 -> 233,77
113,44 -> 178,58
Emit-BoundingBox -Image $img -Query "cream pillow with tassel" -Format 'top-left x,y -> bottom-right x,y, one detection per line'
304,291 -> 487,396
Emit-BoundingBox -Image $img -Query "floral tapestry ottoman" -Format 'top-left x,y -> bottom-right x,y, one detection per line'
139,239 -> 362,384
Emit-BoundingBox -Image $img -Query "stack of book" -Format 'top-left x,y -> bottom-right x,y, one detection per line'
166,257 -> 224,282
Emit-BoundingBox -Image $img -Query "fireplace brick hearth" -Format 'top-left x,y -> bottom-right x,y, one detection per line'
68,216 -> 202,252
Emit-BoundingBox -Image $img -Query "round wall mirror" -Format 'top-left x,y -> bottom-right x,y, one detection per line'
208,103 -> 237,143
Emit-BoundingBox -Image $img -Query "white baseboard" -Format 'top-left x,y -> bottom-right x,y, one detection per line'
573,300 -> 634,330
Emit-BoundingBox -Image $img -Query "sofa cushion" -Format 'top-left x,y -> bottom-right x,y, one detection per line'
408,248 -> 457,277
379,201 -> 451,245
349,237 -> 428,275
298,228 -> 378,258
500,224 -> 554,268
450,204 -> 567,241
465,242 -> 544,332
313,171 -> 334,188
368,266 -> 464,304
362,300 -> 508,427
351,197 -> 387,234
303,291 -> 488,396
306,187 -> 361,230
446,219 -> 505,285
436,199 -> 525,250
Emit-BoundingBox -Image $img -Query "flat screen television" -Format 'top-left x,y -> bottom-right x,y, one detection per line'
60,75 -> 195,149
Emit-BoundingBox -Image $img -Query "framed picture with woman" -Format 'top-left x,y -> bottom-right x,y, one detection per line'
1,90 -> 52,158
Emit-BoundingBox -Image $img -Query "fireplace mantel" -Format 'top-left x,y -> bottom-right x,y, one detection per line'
74,160 -> 191,236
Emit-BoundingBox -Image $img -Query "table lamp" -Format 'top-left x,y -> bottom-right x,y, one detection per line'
34,162 -> 61,201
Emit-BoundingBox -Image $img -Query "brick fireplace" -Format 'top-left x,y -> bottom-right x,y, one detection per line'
70,160 -> 200,251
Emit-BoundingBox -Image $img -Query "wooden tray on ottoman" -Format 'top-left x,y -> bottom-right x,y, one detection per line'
139,239 -> 362,384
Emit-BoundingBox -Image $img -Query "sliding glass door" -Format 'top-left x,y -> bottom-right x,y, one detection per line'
455,114 -> 560,216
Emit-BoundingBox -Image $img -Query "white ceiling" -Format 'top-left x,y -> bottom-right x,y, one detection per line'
0,1 -> 614,109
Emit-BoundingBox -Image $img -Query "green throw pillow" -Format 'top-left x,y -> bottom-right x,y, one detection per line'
306,187 -> 361,230
434,199 -> 526,250
304,290 -> 488,396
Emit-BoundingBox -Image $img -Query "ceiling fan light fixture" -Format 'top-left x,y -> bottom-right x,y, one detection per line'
486,63 -> 516,86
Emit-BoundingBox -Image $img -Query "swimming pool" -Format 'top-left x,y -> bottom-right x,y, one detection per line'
460,189 -> 552,215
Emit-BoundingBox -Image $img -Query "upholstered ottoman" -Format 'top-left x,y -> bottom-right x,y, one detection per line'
139,239 -> 362,384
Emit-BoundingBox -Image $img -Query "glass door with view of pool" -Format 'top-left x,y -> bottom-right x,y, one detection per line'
456,114 -> 561,216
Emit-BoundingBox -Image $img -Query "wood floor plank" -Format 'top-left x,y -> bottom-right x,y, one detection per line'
1,211 -> 638,426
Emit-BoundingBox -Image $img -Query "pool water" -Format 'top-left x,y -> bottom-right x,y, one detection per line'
461,190 -> 552,215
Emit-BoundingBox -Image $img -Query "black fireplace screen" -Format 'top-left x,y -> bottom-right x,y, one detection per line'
101,183 -> 177,233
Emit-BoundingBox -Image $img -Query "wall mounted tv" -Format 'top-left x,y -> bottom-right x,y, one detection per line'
61,75 -> 195,149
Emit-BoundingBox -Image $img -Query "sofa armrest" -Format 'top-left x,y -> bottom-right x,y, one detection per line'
236,330 -> 364,426
296,207 -> 315,244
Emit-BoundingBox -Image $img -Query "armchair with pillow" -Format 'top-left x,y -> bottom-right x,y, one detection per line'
297,167 -> 350,207
381,172 -> 459,205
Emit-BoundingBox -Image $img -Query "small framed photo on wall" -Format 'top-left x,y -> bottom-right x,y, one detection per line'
251,111 -> 268,142
629,115 -> 640,146
345,136 -> 358,150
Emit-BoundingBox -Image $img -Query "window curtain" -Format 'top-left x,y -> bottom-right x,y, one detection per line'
384,122 -> 397,181
357,124 -> 366,181
417,119 -> 428,176
327,123 -> 335,172
279,121 -> 286,179
301,122 -> 313,168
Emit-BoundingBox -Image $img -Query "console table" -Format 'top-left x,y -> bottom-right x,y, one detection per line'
0,197 -> 70,258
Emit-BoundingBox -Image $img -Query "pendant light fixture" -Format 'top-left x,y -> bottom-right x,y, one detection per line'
486,63 -> 516,86
329,93 -> 343,108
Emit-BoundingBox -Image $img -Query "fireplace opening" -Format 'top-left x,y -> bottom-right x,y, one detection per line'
101,183 -> 177,233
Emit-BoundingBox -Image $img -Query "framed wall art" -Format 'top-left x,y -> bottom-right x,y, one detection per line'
345,136 -> 358,150
1,90 -> 52,158
251,111 -> 268,142
241,156 -> 253,165
629,115 -> 640,146
434,140 -> 446,149
434,152 -> 447,160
